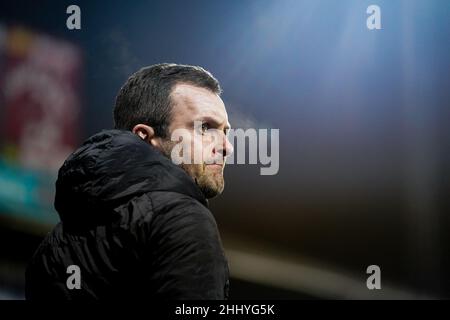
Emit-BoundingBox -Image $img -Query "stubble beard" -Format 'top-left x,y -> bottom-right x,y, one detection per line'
160,140 -> 225,199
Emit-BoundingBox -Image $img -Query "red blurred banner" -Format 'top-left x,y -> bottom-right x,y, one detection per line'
1,26 -> 82,173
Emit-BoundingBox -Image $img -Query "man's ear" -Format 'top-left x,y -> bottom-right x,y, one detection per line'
132,124 -> 164,150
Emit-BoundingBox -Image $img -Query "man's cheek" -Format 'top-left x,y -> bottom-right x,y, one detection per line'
202,144 -> 213,164
190,136 -> 203,165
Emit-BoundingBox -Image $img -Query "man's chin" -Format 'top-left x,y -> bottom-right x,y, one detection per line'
181,164 -> 225,198
198,179 -> 224,199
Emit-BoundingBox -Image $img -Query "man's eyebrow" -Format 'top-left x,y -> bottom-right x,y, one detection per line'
198,116 -> 231,129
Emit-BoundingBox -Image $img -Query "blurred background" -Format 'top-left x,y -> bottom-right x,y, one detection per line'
0,0 -> 449,299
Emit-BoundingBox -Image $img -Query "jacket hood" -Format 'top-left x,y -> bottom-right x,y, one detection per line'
54,129 -> 207,225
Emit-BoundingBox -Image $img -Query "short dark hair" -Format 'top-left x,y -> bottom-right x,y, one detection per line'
113,63 -> 222,138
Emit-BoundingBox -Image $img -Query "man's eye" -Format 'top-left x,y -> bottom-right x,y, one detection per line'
201,123 -> 209,133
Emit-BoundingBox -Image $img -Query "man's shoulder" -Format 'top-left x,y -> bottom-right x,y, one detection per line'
146,190 -> 211,217
144,190 -> 218,237
113,190 -> 214,235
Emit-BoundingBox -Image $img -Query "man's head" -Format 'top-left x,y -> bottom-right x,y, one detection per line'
114,63 -> 233,198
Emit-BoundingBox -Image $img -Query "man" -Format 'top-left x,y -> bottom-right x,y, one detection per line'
26,63 -> 233,300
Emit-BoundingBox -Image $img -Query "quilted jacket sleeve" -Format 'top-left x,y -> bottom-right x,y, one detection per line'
145,194 -> 229,300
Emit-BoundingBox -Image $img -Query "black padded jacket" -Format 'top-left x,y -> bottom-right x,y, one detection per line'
25,129 -> 230,300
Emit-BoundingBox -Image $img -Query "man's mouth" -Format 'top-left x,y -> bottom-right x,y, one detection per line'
206,164 -> 223,170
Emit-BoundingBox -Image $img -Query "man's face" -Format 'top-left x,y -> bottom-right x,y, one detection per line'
162,83 -> 233,198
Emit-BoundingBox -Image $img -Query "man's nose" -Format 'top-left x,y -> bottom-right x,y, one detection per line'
223,136 -> 233,157
215,133 -> 233,158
